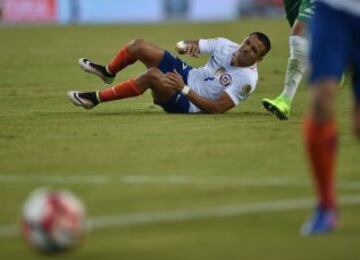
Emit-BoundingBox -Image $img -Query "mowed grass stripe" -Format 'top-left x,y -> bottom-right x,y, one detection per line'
1,175 -> 360,190
1,194 -> 360,238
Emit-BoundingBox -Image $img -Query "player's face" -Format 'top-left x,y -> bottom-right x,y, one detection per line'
235,35 -> 266,66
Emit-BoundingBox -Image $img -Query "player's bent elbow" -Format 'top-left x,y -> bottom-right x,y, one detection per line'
214,107 -> 227,114
207,104 -> 228,114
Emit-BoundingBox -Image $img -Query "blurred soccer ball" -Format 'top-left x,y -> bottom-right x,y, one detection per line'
21,187 -> 87,253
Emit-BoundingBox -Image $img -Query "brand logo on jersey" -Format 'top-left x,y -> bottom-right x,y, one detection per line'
204,77 -> 215,82
182,63 -> 188,70
220,73 -> 232,87
240,84 -> 252,98
215,67 -> 226,76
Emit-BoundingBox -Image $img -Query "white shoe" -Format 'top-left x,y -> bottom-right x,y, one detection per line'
78,58 -> 115,84
67,91 -> 97,109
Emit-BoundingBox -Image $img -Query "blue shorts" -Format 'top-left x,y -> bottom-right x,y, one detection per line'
156,51 -> 193,113
160,92 -> 190,114
309,2 -> 360,101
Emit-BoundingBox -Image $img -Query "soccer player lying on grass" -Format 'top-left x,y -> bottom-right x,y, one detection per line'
68,32 -> 271,114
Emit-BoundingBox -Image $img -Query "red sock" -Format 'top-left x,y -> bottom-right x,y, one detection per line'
99,79 -> 141,102
107,46 -> 137,75
303,117 -> 337,209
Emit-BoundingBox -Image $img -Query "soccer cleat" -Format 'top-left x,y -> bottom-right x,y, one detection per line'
300,206 -> 338,236
79,58 -> 115,84
262,96 -> 291,120
67,91 -> 98,109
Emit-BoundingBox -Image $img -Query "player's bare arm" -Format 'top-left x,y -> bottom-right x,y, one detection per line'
164,70 -> 234,114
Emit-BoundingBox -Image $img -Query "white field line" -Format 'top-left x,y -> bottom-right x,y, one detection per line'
0,175 -> 109,184
122,175 -> 360,190
1,174 -> 360,190
1,194 -> 360,238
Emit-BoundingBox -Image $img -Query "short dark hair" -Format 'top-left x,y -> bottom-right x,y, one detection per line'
250,32 -> 271,57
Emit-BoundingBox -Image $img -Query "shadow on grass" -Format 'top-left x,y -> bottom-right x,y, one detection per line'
88,110 -> 272,119
28,110 -> 272,120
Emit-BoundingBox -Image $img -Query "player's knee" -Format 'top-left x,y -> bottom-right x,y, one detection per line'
136,68 -> 162,91
128,38 -> 146,54
310,85 -> 336,120
290,20 -> 306,36
144,67 -> 162,82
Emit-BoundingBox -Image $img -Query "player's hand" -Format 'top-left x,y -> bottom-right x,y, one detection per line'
164,70 -> 185,91
186,42 -> 200,58
175,41 -> 200,58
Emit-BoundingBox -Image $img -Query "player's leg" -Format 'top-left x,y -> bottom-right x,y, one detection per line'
301,1 -> 350,236
301,82 -> 339,236
352,48 -> 360,138
262,20 -> 308,120
350,12 -> 360,138
68,67 -> 177,109
126,39 -> 166,68
96,49 -> 192,111
354,102 -> 360,138
79,39 -> 166,84
106,38 -> 165,73
281,20 -> 308,103
262,0 -> 312,120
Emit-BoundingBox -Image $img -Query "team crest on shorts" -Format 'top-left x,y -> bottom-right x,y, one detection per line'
220,73 -> 232,86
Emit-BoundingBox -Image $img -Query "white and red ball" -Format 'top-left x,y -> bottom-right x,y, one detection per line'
21,188 -> 87,253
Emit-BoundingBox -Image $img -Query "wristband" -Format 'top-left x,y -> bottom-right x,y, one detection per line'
181,85 -> 191,95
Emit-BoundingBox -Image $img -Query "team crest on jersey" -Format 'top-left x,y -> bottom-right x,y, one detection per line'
219,73 -> 232,87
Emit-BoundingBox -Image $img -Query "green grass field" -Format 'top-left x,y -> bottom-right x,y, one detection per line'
0,20 -> 359,259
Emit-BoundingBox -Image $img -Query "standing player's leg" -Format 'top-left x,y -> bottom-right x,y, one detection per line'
262,0 -> 312,120
301,1 -> 350,236
353,84 -> 360,138
352,27 -> 360,139
78,39 -> 166,84
302,81 -> 338,236
279,20 -> 308,110
355,103 -> 360,138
